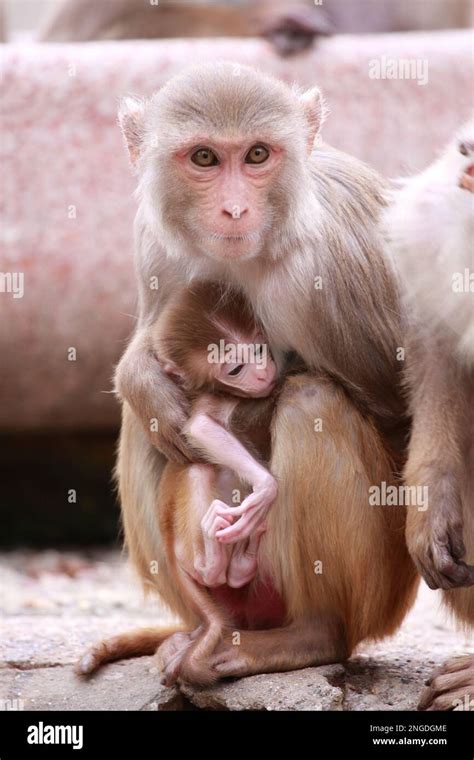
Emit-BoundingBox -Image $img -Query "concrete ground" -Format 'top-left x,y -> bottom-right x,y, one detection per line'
0,550 -> 472,711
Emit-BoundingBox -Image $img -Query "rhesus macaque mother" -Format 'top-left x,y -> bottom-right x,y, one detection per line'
85,64 -> 423,683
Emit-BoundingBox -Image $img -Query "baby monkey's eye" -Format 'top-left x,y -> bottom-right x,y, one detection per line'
191,148 -> 219,167
245,145 -> 269,165
228,364 -> 244,377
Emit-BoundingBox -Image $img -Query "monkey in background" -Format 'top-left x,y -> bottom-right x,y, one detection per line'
77,63 -> 420,687
385,120 -> 474,709
39,0 -> 473,56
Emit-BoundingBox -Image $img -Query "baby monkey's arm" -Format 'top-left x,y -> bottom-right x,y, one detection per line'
185,394 -> 278,544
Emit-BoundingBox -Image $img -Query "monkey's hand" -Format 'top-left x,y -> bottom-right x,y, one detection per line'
185,502 -> 233,587
406,497 -> 474,590
213,474 -> 277,544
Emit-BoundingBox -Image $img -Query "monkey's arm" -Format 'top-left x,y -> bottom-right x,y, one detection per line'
115,327 -> 196,463
185,406 -> 277,544
405,335 -> 474,590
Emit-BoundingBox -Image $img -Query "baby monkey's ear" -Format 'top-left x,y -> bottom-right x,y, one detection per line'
118,95 -> 147,166
162,359 -> 186,382
298,86 -> 328,153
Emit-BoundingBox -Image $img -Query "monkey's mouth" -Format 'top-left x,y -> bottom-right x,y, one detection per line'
207,233 -> 260,243
460,164 -> 474,193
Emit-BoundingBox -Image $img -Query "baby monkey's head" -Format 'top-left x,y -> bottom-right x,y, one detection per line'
157,282 -> 277,399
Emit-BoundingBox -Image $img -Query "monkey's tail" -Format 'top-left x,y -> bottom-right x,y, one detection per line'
75,625 -> 186,676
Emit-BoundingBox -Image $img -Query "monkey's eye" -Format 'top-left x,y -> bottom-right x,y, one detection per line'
245,145 -> 270,165
228,364 -> 244,377
191,148 -> 219,167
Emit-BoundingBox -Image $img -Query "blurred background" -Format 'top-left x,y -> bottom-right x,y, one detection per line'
1,0 -> 473,548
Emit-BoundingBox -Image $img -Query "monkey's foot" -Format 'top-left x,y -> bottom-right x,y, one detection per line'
155,631 -> 196,686
226,528 -> 266,589
203,621 -> 344,680
418,655 -> 474,711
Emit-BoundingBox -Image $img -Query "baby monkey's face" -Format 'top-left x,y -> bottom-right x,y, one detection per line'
213,334 -> 277,398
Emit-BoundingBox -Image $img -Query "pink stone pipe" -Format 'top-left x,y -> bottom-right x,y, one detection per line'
0,34 -> 471,428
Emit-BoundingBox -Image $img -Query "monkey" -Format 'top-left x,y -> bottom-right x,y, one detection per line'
384,121 -> 474,710
151,281 -> 283,589
38,0 -> 332,55
78,281 -> 288,685
77,63 -> 420,686
39,0 -> 473,55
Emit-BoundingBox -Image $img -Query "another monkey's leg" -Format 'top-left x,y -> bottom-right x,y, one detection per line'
405,341 -> 474,589
200,375 -> 418,680
418,433 -> 474,711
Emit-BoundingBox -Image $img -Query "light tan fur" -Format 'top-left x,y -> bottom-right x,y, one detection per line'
385,121 -> 474,709
78,64 -> 420,685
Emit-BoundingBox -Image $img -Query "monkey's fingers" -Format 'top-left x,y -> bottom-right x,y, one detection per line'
418,658 -> 474,710
429,540 -> 474,589
201,500 -> 234,538
216,506 -> 268,544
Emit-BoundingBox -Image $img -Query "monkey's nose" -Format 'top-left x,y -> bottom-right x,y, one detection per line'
222,202 -> 249,219
459,141 -> 474,156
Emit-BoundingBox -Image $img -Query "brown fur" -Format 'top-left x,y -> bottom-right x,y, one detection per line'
386,126 -> 474,709
78,64 -> 420,685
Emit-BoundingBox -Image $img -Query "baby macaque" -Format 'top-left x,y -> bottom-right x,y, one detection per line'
152,281 -> 281,590
385,120 -> 474,709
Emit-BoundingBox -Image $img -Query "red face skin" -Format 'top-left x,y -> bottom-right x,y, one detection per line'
174,139 -> 284,260
213,338 -> 278,398
460,164 -> 474,192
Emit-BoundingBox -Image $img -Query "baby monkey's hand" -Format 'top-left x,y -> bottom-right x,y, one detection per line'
213,473 -> 278,544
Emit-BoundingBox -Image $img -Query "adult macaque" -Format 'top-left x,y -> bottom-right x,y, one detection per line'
385,122 -> 474,710
79,281 -> 286,684
39,0 -> 473,54
78,63 -> 420,685
39,0 -> 332,55
153,281 -> 281,587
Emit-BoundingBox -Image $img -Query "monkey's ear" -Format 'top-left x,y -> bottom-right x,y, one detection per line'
162,359 -> 186,382
299,87 -> 328,153
118,96 -> 147,166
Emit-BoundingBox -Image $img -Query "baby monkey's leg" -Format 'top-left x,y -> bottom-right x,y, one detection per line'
186,409 -> 278,544
175,464 -> 231,587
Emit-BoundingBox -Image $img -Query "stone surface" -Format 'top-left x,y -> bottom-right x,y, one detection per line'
0,550 -> 472,711
182,665 -> 345,711
0,659 -> 181,712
